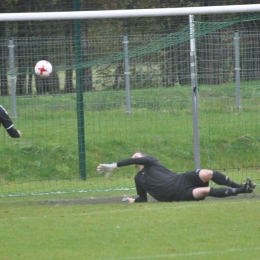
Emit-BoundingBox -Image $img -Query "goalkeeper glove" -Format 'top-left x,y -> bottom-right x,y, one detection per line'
122,195 -> 135,204
97,163 -> 117,177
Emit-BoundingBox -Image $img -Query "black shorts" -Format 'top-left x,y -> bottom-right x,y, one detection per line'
172,169 -> 209,202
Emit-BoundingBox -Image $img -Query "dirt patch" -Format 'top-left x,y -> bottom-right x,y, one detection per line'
42,193 -> 260,205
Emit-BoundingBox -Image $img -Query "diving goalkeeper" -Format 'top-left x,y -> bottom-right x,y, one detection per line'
97,152 -> 256,203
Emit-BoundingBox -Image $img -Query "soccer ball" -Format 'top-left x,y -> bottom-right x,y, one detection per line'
34,60 -> 52,77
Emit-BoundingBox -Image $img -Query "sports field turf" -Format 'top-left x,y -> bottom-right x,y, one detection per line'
0,190 -> 259,260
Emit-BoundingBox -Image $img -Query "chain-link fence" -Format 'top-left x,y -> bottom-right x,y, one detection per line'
1,10 -> 260,196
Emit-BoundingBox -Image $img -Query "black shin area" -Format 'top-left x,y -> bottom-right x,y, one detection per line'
211,171 -> 229,186
209,187 -> 245,198
226,180 -> 243,188
209,188 -> 235,197
212,171 -> 242,188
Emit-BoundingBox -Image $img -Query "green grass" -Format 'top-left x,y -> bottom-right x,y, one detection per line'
0,194 -> 260,260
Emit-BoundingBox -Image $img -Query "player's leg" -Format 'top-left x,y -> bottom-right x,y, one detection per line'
192,184 -> 254,200
192,187 -> 210,199
199,169 -> 244,188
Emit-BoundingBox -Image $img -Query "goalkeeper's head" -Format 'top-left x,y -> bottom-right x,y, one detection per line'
132,152 -> 147,158
132,152 -> 147,170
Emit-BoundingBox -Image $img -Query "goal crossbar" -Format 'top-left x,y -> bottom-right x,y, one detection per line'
0,4 -> 260,21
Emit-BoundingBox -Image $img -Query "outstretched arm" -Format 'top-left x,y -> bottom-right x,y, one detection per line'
6,126 -> 21,138
97,157 -> 150,176
117,157 -> 150,167
0,106 -> 21,138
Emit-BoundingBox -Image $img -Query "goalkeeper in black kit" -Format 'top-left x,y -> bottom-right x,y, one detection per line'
0,105 -> 21,138
97,152 -> 256,203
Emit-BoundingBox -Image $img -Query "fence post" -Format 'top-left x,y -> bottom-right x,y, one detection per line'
189,15 -> 201,169
74,0 -> 86,180
8,40 -> 17,118
234,31 -> 241,110
123,35 -> 131,114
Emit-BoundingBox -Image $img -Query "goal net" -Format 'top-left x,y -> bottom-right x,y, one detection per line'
1,5 -> 260,197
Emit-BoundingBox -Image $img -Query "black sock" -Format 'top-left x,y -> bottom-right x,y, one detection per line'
209,187 -> 245,198
212,171 -> 242,188
226,179 -> 243,188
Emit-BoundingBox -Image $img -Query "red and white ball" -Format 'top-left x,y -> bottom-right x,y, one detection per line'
34,60 -> 52,78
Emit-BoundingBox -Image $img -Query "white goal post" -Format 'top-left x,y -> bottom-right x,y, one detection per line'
0,4 -> 260,21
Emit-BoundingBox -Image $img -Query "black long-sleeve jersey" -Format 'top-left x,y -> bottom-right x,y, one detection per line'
0,105 -> 20,138
117,156 -> 183,202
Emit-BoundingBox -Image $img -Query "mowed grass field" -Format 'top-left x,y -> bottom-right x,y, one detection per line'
0,191 -> 260,260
